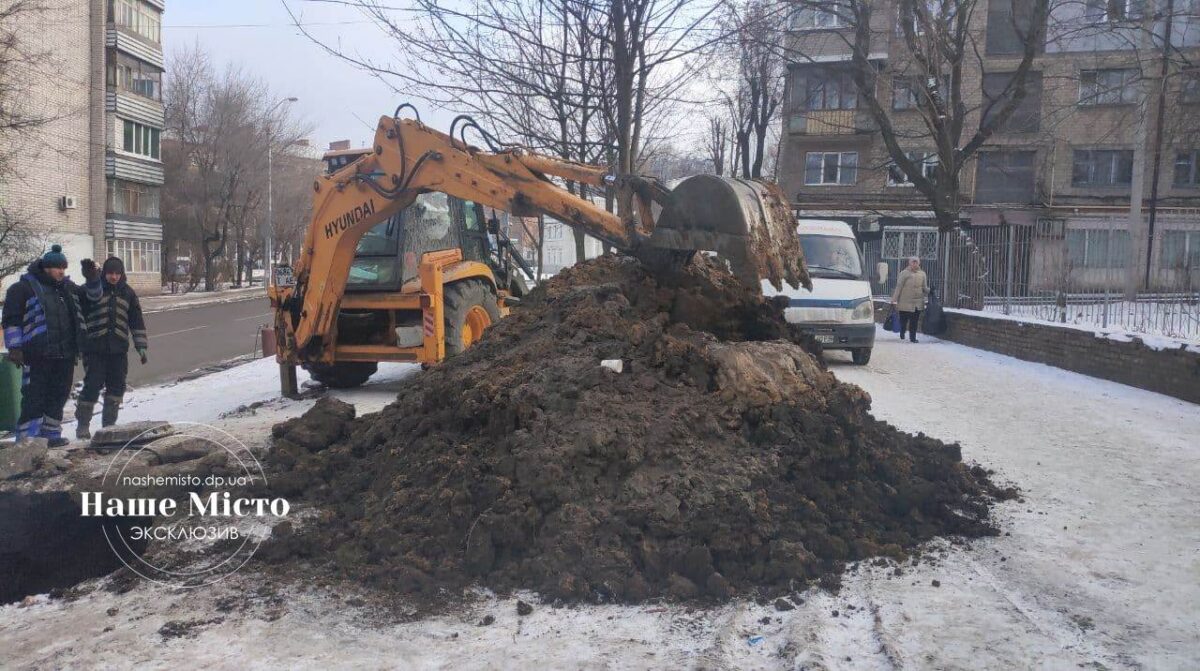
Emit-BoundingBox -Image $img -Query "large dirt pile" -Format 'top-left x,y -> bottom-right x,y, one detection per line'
264,255 -> 1012,602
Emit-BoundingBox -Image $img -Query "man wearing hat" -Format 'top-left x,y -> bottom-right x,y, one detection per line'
2,245 -> 86,447
75,255 -> 148,439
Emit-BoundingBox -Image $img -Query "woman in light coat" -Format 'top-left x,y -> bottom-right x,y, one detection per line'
890,256 -> 929,342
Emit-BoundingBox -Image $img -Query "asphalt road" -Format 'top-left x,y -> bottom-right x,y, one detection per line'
128,297 -> 274,387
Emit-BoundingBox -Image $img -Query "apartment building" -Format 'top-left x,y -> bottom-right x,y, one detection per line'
778,0 -> 1200,291
0,0 -> 165,294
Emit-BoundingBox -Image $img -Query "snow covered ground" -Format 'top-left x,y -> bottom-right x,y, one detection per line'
2,332 -> 1198,670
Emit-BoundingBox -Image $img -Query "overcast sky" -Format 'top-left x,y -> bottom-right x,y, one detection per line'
164,0 -> 458,153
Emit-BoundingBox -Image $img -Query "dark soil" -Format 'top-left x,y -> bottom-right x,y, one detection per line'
261,255 -> 1014,603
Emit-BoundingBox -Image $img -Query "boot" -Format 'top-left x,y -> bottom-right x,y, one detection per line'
102,394 -> 123,427
76,401 -> 96,440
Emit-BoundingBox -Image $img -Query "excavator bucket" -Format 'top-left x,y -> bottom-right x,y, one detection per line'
649,175 -> 811,292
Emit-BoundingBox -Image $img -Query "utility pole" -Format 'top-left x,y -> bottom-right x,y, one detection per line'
266,96 -> 298,286
1143,0 -> 1176,289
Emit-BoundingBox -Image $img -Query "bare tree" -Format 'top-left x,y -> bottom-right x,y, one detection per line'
163,46 -> 309,291
282,0 -> 721,197
0,0 -> 56,279
778,0 -> 1051,229
705,115 -> 728,175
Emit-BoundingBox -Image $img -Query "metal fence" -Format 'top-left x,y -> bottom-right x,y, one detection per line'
862,222 -> 1200,342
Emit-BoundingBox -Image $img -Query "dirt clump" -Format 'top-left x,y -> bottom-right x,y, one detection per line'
263,255 -> 1012,603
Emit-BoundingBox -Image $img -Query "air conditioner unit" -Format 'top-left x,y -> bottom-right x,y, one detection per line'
59,196 -> 77,211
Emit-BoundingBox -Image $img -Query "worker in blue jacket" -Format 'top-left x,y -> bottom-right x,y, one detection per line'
2,245 -> 85,447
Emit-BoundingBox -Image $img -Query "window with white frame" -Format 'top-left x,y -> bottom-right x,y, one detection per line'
1175,150 -> 1200,187
790,2 -> 845,29
882,228 -> 939,260
1072,149 -> 1134,187
804,152 -> 858,185
107,179 -> 160,218
1084,0 -> 1145,23
899,0 -> 957,36
111,0 -> 161,43
1161,230 -> 1200,269
122,120 -> 161,159
107,238 -> 162,274
887,151 -> 939,186
794,70 -> 858,111
1079,69 -> 1140,105
1066,228 -> 1130,268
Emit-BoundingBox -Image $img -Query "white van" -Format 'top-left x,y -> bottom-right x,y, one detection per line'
762,220 -> 875,364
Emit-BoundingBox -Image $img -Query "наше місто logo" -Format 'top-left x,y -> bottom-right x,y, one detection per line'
81,422 -> 289,589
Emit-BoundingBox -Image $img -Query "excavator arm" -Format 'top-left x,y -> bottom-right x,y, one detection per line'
273,115 -> 807,355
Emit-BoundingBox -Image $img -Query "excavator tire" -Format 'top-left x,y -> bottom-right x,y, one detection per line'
444,279 -> 502,357
303,361 -> 378,389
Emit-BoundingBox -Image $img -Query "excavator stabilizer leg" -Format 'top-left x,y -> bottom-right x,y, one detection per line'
648,175 -> 811,292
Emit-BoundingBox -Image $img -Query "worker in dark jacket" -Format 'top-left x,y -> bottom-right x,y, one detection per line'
75,256 -> 148,439
2,245 -> 85,447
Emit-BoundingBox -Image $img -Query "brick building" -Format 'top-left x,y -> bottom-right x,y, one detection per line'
0,0 -> 165,294
778,0 -> 1200,292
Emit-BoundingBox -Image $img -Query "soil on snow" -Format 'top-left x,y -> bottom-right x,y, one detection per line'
261,255 -> 1013,604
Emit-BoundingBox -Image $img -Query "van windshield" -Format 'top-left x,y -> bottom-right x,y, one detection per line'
800,235 -> 864,279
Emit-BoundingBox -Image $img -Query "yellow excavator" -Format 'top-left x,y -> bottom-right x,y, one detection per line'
267,110 -> 808,396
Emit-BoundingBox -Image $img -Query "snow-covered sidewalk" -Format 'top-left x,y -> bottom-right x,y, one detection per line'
141,286 -> 265,314
1,330 -> 1197,669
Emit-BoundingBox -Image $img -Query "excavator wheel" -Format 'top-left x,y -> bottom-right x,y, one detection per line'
444,279 -> 502,357
303,361 -> 378,389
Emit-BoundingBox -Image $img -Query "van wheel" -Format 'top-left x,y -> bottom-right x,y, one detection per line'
851,348 -> 872,365
444,280 -> 502,357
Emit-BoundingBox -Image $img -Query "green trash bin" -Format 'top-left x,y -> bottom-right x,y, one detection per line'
0,354 -> 20,433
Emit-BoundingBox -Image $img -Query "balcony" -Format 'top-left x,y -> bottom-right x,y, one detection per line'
106,91 -> 164,128
105,26 -> 163,69
788,110 -> 867,135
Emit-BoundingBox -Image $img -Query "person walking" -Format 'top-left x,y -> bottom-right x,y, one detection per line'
1,245 -> 86,447
890,256 -> 930,343
75,256 -> 148,439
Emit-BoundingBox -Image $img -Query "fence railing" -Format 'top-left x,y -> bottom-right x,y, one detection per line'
862,223 -> 1200,342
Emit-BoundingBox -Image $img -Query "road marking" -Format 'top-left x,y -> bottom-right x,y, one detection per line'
150,325 -> 209,339
234,312 -> 274,322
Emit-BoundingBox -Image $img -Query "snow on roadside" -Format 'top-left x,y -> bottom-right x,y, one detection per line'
141,287 -> 266,315
2,333 -> 1198,669
944,306 -> 1200,350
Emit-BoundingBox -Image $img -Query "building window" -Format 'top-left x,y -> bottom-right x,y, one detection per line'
1079,69 -> 1140,105
122,120 -> 161,159
107,52 -> 161,101
1175,151 -> 1200,187
882,228 -> 939,260
1183,72 -> 1200,103
1084,0 -> 1145,23
1161,230 -> 1200,269
887,151 -> 939,186
804,152 -> 858,185
107,238 -> 162,274
790,2 -> 845,29
1067,229 -> 1130,268
898,0 -> 957,36
1072,149 -> 1134,187
107,179 -> 160,218
975,150 -> 1037,204
892,75 -> 950,111
982,71 -> 1042,133
111,0 -> 161,44
794,71 -> 857,111
986,0 -> 1045,55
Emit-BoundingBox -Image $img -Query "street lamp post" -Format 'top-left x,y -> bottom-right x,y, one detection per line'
266,96 -> 298,286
